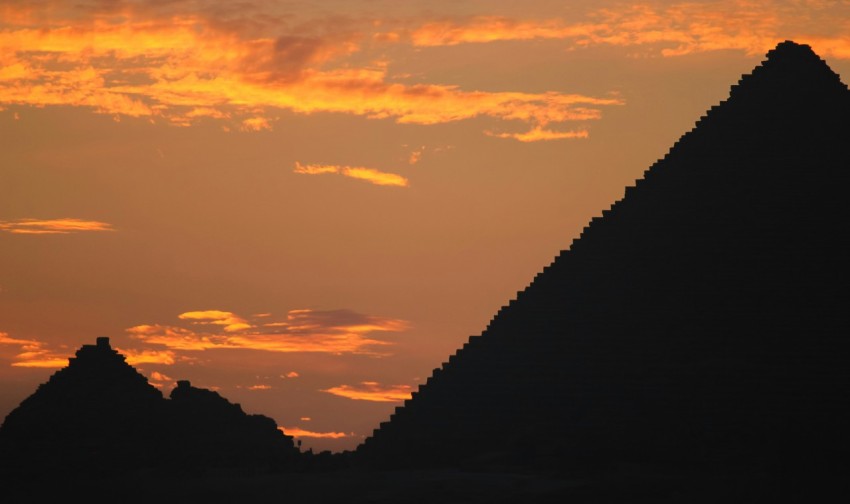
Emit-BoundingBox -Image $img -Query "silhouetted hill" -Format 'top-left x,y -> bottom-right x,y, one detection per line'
0,337 -> 301,480
356,41 -> 850,497
168,379 -> 299,472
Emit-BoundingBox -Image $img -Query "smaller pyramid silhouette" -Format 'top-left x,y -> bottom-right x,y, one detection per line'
0,337 -> 300,478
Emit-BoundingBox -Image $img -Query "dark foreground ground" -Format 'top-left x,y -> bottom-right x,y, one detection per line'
6,464 -> 842,503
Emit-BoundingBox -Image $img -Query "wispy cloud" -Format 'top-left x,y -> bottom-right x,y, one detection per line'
120,348 -> 177,366
280,426 -> 351,439
408,146 -> 424,165
146,370 -> 174,390
322,380 -> 413,402
128,308 -> 408,355
0,332 -> 69,368
408,16 -> 604,47
178,310 -> 252,332
0,218 -> 114,235
486,126 -> 589,142
294,162 -> 410,187
241,116 -> 272,131
0,3 -> 620,134
400,2 -> 850,59
246,384 -> 272,391
3,0 -> 848,141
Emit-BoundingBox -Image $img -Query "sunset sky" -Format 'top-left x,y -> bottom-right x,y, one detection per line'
2,0 -> 849,452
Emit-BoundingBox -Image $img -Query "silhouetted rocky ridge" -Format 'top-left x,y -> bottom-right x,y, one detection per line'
356,41 -> 850,495
0,337 -> 301,479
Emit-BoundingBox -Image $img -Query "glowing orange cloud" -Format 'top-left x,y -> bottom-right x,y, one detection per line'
178,310 -> 252,332
410,16 -> 605,46
247,384 -> 272,391
403,2 -> 850,60
275,309 -> 409,334
128,326 -> 393,354
0,5 -> 619,134
321,381 -> 413,403
0,218 -> 115,235
241,117 -> 272,131
294,162 -> 410,187
280,427 -> 350,439
120,348 -> 177,366
0,333 -> 69,368
128,308 -> 407,355
486,127 -> 590,142
145,370 -> 174,390
408,147 -> 424,165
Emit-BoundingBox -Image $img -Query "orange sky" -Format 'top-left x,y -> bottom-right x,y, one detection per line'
2,0 -> 849,452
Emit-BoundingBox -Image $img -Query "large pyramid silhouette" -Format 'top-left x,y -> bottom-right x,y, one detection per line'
357,41 -> 850,484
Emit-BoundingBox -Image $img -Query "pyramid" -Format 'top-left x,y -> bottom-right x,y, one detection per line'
0,337 -> 300,477
356,41 -> 850,483
0,337 -> 168,473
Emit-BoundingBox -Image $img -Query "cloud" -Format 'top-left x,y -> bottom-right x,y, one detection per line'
3,0 -> 848,143
400,2 -> 850,60
274,309 -> 409,334
280,426 -> 351,439
241,116 -> 272,131
128,308 -> 408,355
408,146 -> 424,165
321,381 -> 413,402
294,162 -> 410,187
146,370 -> 174,390
282,371 -> 300,378
0,4 -> 620,134
0,332 -> 69,368
178,310 -> 252,332
247,384 -> 272,391
408,15 -> 605,47
486,126 -> 589,142
0,218 -> 115,235
120,348 -> 177,366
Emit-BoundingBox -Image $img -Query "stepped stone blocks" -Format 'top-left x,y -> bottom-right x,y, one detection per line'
356,41 -> 850,482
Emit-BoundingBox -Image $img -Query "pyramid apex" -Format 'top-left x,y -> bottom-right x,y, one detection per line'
725,39 -> 846,104
765,40 -> 819,62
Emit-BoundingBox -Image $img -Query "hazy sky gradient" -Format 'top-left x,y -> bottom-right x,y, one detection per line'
2,0 -> 849,452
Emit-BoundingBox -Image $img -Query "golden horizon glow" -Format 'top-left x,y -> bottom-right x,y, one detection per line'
321,381 -> 413,402
280,426 -> 351,439
294,162 -> 410,187
0,218 -> 115,234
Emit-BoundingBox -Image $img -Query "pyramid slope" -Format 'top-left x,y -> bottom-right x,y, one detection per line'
357,41 -> 850,478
